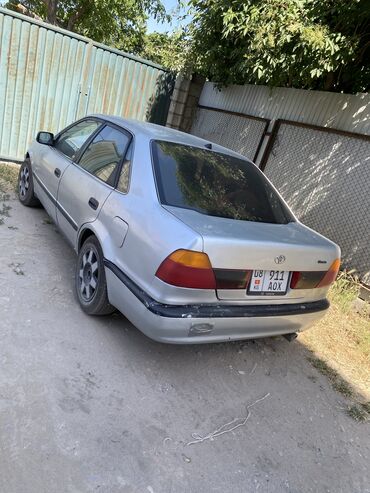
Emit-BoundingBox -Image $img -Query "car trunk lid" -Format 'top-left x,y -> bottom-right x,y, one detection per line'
163,206 -> 339,300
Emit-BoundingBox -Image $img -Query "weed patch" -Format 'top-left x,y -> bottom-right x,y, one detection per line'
0,203 -> 11,216
302,272 -> 370,421
0,162 -> 19,193
307,356 -> 353,398
346,403 -> 370,423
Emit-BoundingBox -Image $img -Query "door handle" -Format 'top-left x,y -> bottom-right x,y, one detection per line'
88,197 -> 99,210
54,168 -> 61,178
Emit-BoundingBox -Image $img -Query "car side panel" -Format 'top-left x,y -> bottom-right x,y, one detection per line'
30,143 -> 71,222
57,163 -> 113,246
95,191 -> 212,304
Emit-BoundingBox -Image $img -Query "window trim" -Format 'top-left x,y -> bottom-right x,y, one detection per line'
149,138 -> 248,208
56,118 -> 132,189
115,139 -> 135,195
104,122 -> 134,193
75,122 -> 133,188
150,138 -> 236,208
150,139 -> 295,224
53,118 -> 103,162
52,116 -> 134,191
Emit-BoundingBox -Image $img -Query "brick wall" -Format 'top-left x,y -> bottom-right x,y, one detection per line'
166,74 -> 205,132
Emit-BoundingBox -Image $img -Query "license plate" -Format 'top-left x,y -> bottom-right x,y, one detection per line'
248,269 -> 290,295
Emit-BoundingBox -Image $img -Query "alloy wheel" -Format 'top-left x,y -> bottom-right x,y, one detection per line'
78,248 -> 99,302
19,166 -> 30,197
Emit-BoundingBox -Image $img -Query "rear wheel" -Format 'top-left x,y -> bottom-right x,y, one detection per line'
18,158 -> 40,207
75,235 -> 115,315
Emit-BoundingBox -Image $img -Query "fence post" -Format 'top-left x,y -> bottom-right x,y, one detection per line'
259,120 -> 281,172
166,74 -> 205,132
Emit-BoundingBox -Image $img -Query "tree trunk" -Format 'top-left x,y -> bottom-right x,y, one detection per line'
45,0 -> 58,25
66,6 -> 89,32
324,72 -> 334,91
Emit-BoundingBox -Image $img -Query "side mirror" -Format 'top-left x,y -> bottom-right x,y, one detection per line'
36,131 -> 54,146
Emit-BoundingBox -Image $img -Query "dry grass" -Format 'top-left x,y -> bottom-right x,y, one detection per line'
307,356 -> 354,398
301,272 -> 370,417
346,402 -> 370,422
0,161 -> 19,194
0,162 -> 18,226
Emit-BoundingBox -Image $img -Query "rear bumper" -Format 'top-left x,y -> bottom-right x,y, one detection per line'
104,259 -> 329,344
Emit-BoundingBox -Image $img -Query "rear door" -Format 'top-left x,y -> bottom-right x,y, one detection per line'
33,119 -> 101,222
56,123 -> 131,246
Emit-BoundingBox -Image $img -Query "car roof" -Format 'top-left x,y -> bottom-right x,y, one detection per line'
90,114 -> 246,159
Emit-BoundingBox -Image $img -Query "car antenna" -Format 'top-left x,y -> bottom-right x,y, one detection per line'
204,143 -> 212,149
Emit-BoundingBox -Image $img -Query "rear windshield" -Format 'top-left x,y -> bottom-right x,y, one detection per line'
151,141 -> 294,224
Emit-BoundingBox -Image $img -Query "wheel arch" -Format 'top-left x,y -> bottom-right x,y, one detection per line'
78,227 -> 96,252
77,220 -> 121,266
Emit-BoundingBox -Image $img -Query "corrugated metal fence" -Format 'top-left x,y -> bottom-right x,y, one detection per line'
0,7 -> 174,161
198,83 -> 370,135
191,105 -> 269,162
191,83 -> 370,284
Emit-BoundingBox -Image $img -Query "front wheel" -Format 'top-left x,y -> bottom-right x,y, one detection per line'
75,236 -> 115,315
18,158 -> 40,207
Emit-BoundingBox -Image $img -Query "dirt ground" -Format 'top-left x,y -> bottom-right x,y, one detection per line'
0,185 -> 369,492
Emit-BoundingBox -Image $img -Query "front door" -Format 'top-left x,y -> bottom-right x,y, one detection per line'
56,124 -> 131,247
33,119 -> 102,222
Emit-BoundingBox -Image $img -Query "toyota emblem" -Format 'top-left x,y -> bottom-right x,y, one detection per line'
274,255 -> 286,265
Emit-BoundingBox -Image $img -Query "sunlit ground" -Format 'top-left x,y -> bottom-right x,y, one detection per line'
300,272 -> 370,411
1,161 -> 369,418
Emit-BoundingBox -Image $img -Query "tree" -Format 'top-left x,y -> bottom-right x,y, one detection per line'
139,31 -> 188,70
5,0 -> 169,54
186,0 -> 370,93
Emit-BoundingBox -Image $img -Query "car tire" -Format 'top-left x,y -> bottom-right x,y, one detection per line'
75,235 -> 115,316
18,158 -> 41,207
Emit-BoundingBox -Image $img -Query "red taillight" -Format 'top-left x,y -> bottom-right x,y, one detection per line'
156,249 -> 216,289
317,259 -> 341,287
290,271 -> 326,289
213,269 -> 252,289
291,259 -> 340,289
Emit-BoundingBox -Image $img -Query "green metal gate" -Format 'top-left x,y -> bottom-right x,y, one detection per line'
0,7 -> 174,161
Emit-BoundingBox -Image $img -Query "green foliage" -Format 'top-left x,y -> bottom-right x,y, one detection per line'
5,0 -> 169,55
139,31 -> 189,71
187,0 -> 370,93
329,270 -> 361,313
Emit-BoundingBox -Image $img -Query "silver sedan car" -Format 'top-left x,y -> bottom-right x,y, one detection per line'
19,115 -> 340,343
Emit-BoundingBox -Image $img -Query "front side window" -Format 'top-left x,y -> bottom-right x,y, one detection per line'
151,141 -> 294,224
78,125 -> 130,185
54,120 -> 101,160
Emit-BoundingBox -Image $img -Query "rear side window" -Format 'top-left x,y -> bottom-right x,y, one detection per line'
117,141 -> 133,193
78,126 -> 130,186
54,120 -> 101,160
151,141 -> 294,224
